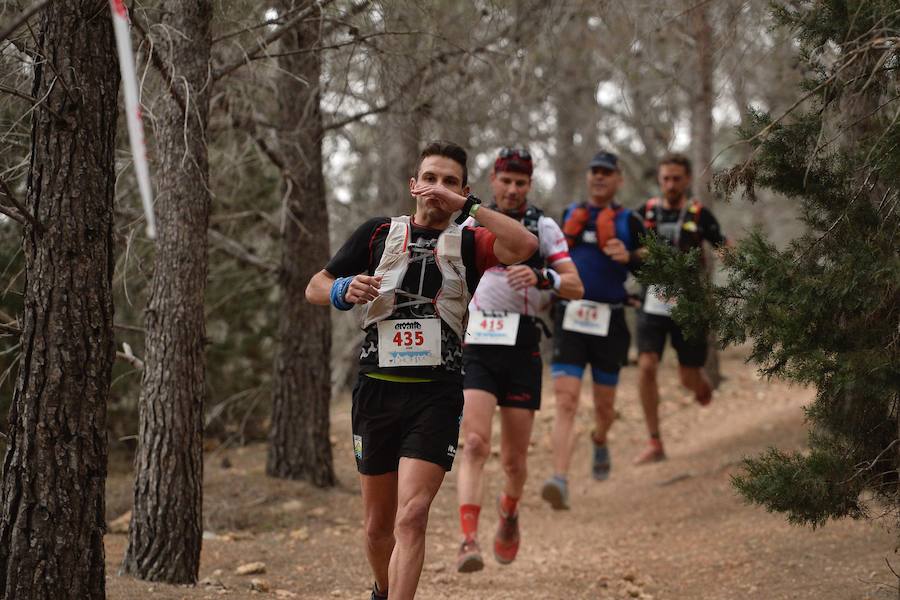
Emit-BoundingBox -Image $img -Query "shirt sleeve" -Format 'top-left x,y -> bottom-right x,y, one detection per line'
470,226 -> 499,274
538,216 -> 571,266
324,217 -> 388,277
627,211 -> 647,248
626,212 -> 647,273
698,208 -> 727,247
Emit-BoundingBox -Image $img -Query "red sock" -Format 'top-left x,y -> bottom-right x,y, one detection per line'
460,504 -> 480,539
499,493 -> 519,517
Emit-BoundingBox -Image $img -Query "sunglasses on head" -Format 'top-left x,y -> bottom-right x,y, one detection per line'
499,147 -> 532,161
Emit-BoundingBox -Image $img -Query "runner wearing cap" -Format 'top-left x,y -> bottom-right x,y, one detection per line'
455,148 -> 584,572
306,140 -> 537,600
633,153 -> 729,464
540,150 -> 645,510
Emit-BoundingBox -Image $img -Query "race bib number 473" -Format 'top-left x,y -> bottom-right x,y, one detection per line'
562,300 -> 611,337
464,310 -> 520,346
377,319 -> 442,367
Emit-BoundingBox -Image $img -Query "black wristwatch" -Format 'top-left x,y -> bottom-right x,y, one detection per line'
455,193 -> 482,225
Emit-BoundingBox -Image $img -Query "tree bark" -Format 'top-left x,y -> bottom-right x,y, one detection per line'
266,0 -> 336,487
689,3 -> 722,389
0,2 -> 118,598
375,8 -> 425,217
121,0 -> 212,583
552,13 -> 598,215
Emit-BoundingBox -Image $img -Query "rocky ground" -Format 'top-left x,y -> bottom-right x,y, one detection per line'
104,347 -> 898,599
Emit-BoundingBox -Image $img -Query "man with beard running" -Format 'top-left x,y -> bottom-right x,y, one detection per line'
306,141 -> 537,600
633,153 -> 729,465
455,148 -> 583,572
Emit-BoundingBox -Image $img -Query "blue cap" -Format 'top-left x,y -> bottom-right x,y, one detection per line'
588,151 -> 619,171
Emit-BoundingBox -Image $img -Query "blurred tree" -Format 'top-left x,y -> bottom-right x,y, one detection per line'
266,0 -> 336,487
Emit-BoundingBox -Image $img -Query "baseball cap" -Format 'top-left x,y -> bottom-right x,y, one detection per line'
588,151 -> 619,171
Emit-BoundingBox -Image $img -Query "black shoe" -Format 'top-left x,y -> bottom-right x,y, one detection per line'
372,582 -> 388,599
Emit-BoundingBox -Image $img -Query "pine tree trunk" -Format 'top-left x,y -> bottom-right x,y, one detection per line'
0,3 -> 118,597
266,2 -> 336,487
689,4 -> 722,389
121,0 -> 212,583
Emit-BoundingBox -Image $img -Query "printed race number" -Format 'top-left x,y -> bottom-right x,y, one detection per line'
562,300 -> 611,336
377,319 -> 441,367
464,310 -> 520,346
643,284 -> 676,317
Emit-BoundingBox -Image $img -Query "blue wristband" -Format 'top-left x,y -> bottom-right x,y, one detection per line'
330,276 -> 354,311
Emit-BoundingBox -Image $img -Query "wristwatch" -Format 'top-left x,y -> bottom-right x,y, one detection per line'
455,193 -> 482,225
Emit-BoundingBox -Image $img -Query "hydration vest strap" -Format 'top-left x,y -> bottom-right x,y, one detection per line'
562,204 -> 590,248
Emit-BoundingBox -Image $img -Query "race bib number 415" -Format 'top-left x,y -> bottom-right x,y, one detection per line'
377,319 -> 442,367
464,310 -> 520,346
562,300 -> 611,337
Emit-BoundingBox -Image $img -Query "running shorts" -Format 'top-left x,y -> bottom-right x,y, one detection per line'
551,305 -> 630,375
351,375 -> 464,475
636,310 -> 708,367
463,344 -> 542,410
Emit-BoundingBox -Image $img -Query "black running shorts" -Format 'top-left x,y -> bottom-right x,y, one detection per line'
636,310 -> 708,367
463,344 -> 542,410
551,305 -> 630,374
351,375 -> 464,475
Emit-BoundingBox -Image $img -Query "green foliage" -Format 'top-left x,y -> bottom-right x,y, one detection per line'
643,0 -> 900,528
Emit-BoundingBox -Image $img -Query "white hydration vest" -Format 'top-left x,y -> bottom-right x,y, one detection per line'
362,216 -> 469,338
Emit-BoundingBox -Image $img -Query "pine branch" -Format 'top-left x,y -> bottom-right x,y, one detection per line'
0,0 -> 50,45
116,342 -> 144,370
208,229 -> 277,273
212,0 -> 340,82
0,175 -> 44,233
128,6 -> 187,115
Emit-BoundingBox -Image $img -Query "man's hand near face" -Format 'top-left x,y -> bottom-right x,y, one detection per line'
410,183 -> 467,213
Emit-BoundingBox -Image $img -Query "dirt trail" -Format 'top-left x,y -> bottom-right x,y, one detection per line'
105,348 -> 897,599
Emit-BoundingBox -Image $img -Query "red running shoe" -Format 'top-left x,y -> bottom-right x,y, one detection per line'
493,497 -> 520,565
457,537 -> 484,573
633,438 -> 666,465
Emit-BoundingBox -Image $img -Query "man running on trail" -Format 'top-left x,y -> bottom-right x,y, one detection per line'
455,148 -> 584,573
633,153 -> 729,465
306,141 -> 537,600
541,150 -> 645,510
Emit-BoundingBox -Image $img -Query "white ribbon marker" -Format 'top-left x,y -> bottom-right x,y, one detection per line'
109,0 -> 156,239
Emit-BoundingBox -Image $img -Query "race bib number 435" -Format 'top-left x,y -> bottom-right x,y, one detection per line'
464,310 -> 520,346
377,319 -> 442,367
562,300 -> 611,337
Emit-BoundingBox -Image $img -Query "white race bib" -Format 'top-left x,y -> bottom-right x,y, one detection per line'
377,319 -> 442,367
562,300 -> 611,336
464,310 -> 520,346
643,284 -> 676,317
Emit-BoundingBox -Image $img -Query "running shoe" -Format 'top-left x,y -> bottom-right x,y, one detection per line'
457,537 -> 485,573
493,497 -> 520,565
592,442 -> 611,480
633,438 -> 666,465
540,475 -> 570,510
695,388 -> 712,406
371,581 -> 388,599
